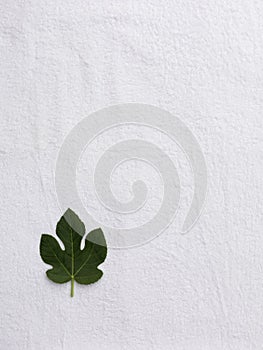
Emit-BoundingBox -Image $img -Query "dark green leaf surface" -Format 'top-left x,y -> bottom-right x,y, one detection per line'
40,209 -> 107,297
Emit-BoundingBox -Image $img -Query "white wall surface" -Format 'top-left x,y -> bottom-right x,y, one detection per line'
1,0 -> 263,349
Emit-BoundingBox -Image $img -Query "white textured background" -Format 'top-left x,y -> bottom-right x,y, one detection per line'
1,1 -> 263,349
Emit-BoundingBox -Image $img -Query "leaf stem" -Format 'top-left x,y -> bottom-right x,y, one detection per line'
71,278 -> 74,297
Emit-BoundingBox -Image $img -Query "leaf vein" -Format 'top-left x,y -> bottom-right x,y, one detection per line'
74,245 -> 94,277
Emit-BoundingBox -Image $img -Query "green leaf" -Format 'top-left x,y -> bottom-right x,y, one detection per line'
39,208 -> 107,297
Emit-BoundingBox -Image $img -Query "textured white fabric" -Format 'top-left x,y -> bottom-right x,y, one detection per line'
1,1 -> 263,349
